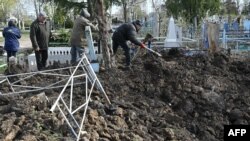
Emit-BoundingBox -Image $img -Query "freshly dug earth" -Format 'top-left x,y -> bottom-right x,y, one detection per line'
0,50 -> 249,141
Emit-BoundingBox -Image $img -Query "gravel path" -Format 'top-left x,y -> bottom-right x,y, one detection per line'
0,34 -> 32,49
19,36 -> 32,48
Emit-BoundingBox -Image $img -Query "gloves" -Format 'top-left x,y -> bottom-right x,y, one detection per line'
140,43 -> 146,48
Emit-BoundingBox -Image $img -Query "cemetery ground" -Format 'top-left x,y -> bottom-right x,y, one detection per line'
0,47 -> 249,140
19,33 -> 32,49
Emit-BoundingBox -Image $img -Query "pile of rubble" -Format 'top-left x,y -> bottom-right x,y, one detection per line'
0,50 -> 249,141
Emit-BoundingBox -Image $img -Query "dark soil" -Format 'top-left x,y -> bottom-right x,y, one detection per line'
0,49 -> 249,141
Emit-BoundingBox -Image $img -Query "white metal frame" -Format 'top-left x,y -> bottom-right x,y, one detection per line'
0,54 -> 110,140
0,66 -> 74,95
50,54 -> 110,140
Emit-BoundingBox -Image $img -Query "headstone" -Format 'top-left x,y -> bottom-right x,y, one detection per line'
202,22 -> 209,49
243,20 -> 250,31
224,22 -> 229,32
85,26 -> 97,61
152,14 -> 159,37
164,16 -> 179,48
232,21 -> 239,31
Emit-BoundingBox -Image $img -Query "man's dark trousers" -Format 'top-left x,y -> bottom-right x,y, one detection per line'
112,40 -> 131,66
35,49 -> 48,71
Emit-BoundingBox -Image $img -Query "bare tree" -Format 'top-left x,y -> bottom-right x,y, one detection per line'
152,0 -> 162,37
32,0 -> 48,17
121,0 -> 128,22
13,1 -> 27,29
96,0 -> 112,69
0,0 -> 17,22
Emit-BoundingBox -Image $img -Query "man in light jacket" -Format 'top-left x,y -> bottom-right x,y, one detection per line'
70,9 -> 98,65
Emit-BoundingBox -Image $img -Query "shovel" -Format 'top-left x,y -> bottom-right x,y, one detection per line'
131,45 -> 162,62
144,46 -> 162,57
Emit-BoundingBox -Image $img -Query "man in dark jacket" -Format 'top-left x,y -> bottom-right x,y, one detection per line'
3,19 -> 21,63
30,12 -> 50,71
112,20 -> 146,69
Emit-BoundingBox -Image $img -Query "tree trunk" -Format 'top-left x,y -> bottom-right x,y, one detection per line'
207,22 -> 220,54
87,0 -> 94,19
96,0 -> 112,69
22,20 -> 25,30
123,3 -> 127,22
33,0 -> 39,17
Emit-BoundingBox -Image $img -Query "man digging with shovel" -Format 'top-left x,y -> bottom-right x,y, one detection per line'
111,20 -> 146,70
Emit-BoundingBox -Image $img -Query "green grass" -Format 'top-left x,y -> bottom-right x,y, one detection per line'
0,57 -> 7,74
0,64 -> 7,74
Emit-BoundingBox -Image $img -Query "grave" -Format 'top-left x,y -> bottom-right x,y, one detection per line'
164,16 -> 181,48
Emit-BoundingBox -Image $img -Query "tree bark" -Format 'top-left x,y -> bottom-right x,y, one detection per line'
96,0 -> 112,69
87,0 -> 94,19
123,2 -> 127,22
207,22 -> 220,54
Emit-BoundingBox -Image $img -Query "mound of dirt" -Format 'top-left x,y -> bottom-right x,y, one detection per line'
0,50 -> 249,141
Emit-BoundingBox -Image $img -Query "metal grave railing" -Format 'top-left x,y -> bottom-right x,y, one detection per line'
50,53 -> 110,140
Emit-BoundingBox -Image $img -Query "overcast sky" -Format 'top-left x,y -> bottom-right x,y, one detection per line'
22,0 -> 35,15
